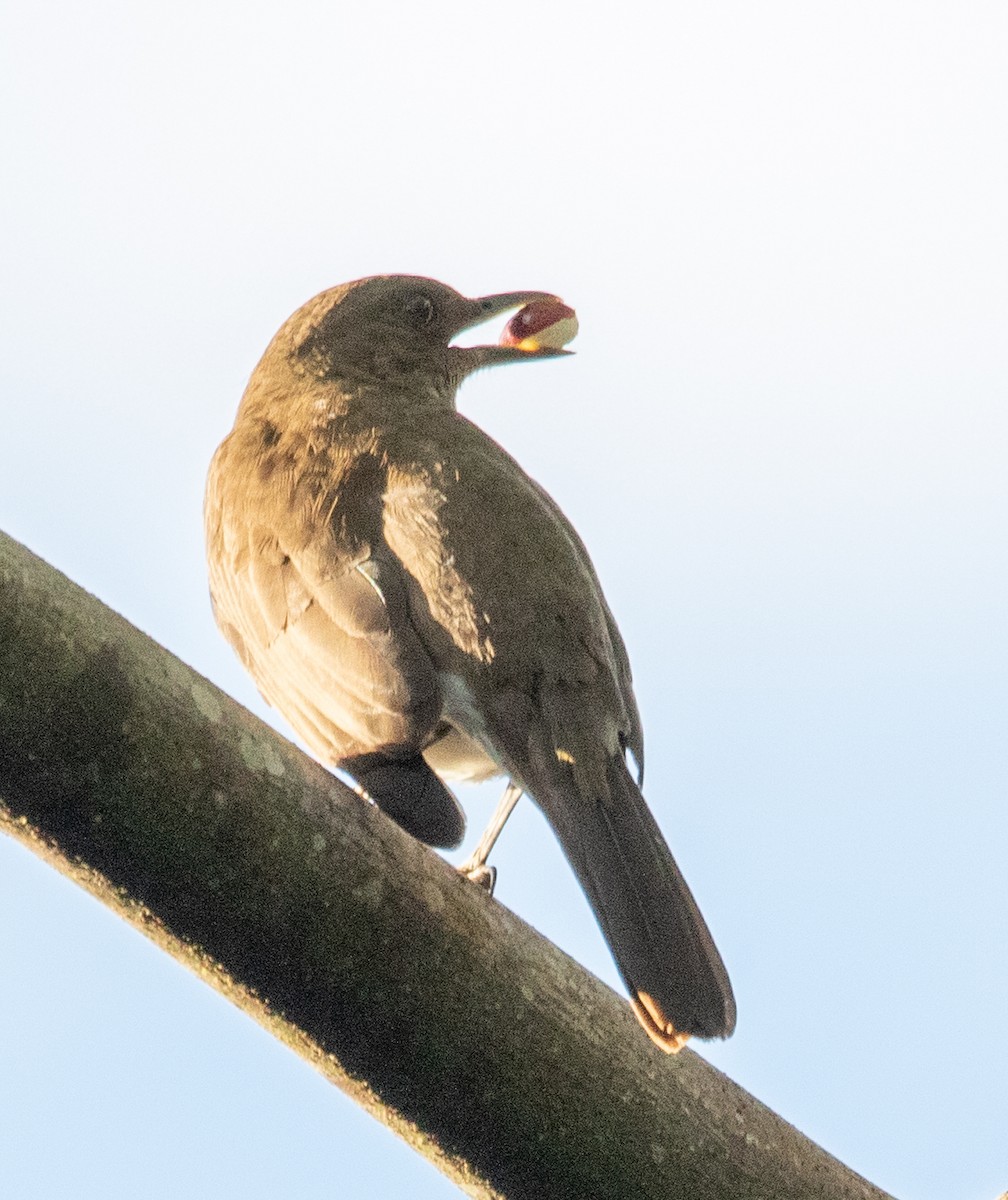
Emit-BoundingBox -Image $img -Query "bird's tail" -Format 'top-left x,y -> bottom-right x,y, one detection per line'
532,750 -> 736,1052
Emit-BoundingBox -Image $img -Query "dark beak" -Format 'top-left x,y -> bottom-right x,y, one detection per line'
450,290 -> 574,371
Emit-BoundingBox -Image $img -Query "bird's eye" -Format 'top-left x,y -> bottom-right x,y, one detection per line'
406,294 -> 436,327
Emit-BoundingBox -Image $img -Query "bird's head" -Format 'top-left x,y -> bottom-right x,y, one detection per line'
273,275 -> 571,397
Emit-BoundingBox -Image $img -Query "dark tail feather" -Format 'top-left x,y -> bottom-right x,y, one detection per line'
537,757 -> 736,1051
343,752 -> 466,849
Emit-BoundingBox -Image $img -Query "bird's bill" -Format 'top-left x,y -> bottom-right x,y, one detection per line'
450,290 -> 574,369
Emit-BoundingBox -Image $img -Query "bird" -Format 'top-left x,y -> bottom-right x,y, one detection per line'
204,274 -> 736,1051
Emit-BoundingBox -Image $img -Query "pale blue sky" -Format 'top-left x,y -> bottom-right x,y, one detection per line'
2,3 -> 1006,1198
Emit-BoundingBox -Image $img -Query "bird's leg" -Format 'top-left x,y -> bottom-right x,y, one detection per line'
459,780 -> 524,895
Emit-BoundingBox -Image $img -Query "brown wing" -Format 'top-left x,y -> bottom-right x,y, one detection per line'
380,418 -> 643,782
525,475 -> 644,781
204,438 -> 443,768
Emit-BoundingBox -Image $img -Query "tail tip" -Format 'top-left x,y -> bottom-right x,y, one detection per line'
632,990 -> 736,1055
631,993 -> 692,1054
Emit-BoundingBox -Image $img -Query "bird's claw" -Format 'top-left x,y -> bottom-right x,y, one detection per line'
461,861 -> 497,894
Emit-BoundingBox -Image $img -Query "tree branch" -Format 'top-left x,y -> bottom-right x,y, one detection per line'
0,529 -> 893,1200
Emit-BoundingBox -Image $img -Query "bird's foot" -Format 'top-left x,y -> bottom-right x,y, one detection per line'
455,780 -> 523,897
460,861 -> 497,894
